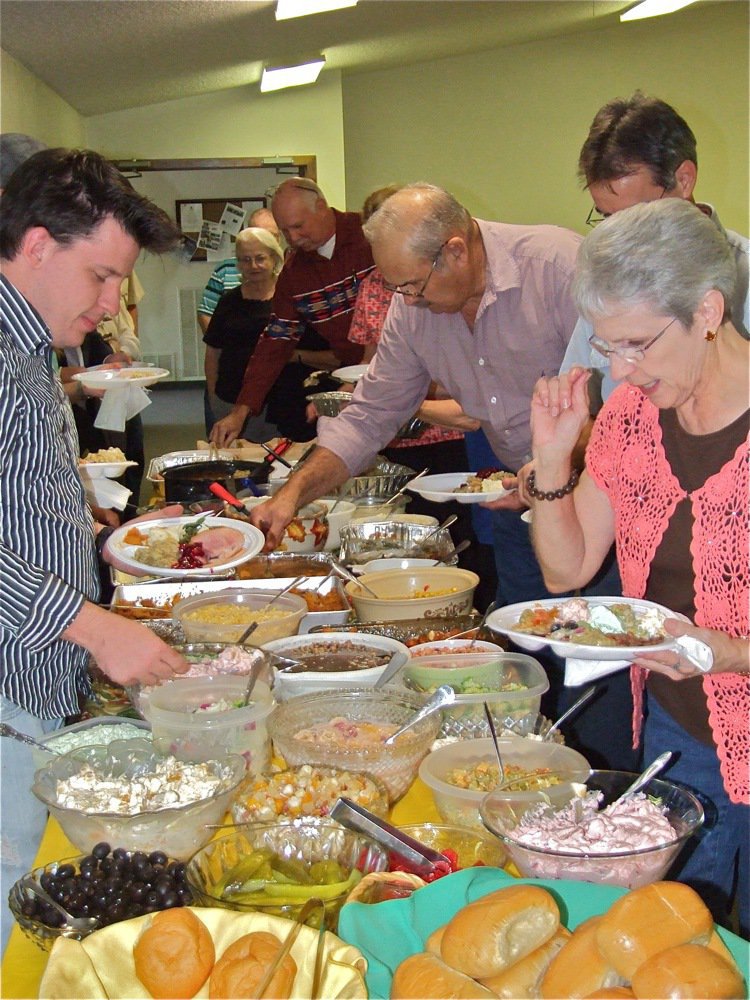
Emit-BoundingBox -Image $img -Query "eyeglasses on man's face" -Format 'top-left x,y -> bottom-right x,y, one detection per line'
588,316 -> 679,365
585,185 -> 667,227
383,241 -> 449,299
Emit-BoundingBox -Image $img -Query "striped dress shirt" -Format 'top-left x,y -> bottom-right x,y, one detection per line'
0,274 -> 99,718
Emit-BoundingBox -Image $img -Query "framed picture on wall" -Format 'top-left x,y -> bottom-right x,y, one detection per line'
176,197 -> 266,262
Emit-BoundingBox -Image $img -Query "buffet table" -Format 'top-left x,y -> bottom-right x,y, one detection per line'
0,778 -> 442,999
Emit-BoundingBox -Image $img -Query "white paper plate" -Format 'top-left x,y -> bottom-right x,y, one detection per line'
407,472 -> 511,504
78,460 -> 138,479
108,516 -> 264,578
486,597 -> 685,660
331,364 -> 370,383
72,366 -> 169,390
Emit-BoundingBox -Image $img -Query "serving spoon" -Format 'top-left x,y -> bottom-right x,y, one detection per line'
0,723 -> 62,756
19,877 -> 99,933
383,685 -> 455,745
329,557 -> 379,598
483,702 -> 505,785
616,751 -> 673,804
543,685 -> 597,741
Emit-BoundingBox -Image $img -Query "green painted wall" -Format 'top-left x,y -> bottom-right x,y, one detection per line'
342,2 -> 749,236
0,48 -> 85,147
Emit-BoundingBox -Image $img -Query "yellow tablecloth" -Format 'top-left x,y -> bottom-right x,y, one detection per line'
1,779 -> 441,1000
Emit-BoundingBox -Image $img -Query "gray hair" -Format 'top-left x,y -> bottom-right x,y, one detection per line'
362,182 -> 471,260
271,176 -> 325,210
574,199 -> 738,327
235,226 -> 284,275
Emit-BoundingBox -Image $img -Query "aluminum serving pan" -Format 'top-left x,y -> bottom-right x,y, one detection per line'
338,458 -> 416,500
309,613 -> 488,647
339,521 -> 457,565
308,394 -> 426,442
110,576 -> 351,634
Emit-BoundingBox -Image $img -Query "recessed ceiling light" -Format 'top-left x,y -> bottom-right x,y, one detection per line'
276,0 -> 357,20
260,57 -> 326,92
620,0 -> 697,21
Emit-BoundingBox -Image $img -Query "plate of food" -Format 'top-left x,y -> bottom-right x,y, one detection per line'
72,366 -> 170,390
406,471 -> 511,504
108,516 -> 265,578
486,597 -> 686,660
79,447 -> 137,479
331,364 -> 370,383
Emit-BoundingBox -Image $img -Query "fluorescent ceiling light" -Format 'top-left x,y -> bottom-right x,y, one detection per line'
276,0 -> 357,20
620,0 -> 697,21
260,57 -> 326,92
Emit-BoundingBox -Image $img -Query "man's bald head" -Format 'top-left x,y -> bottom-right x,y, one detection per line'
248,206 -> 281,242
363,183 -> 472,261
271,178 -> 334,252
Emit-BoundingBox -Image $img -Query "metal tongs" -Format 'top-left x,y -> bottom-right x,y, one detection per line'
251,895 -> 327,999
330,798 -> 451,879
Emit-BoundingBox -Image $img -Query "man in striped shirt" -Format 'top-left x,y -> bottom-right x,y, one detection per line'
0,148 -> 189,952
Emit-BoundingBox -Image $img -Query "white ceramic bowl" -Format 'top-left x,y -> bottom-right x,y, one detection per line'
263,631 -> 411,698
316,497 -> 358,551
419,736 -> 590,831
344,567 -> 479,622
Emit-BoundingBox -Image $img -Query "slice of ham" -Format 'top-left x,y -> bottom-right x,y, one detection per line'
195,526 -> 246,566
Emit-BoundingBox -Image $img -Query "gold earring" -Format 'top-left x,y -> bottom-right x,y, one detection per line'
705,330 -> 716,342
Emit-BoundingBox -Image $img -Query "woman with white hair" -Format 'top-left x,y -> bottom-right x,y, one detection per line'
526,198 -> 748,935
203,226 -> 288,441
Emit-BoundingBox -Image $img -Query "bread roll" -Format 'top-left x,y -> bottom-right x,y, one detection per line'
584,990 -> 635,998
426,925 -> 446,956
440,884 -> 560,978
540,917 -> 624,999
209,931 -> 297,999
631,943 -> 745,999
391,953 -> 496,999
708,929 -> 737,964
133,908 -> 215,999
479,927 -> 570,998
595,882 -> 713,980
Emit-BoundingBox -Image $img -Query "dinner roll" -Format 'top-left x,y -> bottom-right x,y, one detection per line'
426,924 -> 446,956
540,917 -> 624,999
595,882 -> 713,980
631,943 -> 745,999
441,884 -> 560,978
391,952 -> 496,999
584,990 -> 635,998
209,931 -> 297,999
479,927 -> 570,998
133,908 -> 215,999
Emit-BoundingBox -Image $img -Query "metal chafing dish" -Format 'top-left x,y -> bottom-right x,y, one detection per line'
338,520 -> 457,565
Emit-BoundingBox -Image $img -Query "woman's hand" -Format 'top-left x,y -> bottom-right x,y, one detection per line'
531,367 -> 591,463
632,618 -> 749,679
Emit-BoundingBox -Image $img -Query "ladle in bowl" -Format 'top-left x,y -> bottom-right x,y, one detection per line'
544,685 -> 597,740
0,723 -> 62,756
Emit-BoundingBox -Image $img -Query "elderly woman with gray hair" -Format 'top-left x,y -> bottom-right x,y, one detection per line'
527,198 -> 749,935
204,225 -> 299,441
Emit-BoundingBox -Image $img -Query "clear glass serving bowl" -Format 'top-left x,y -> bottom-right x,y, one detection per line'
480,769 -> 704,889
31,738 -> 246,859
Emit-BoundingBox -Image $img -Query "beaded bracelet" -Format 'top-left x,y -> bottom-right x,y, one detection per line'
526,468 -> 579,501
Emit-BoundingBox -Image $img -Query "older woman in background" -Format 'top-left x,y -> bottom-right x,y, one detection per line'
526,199 -> 748,935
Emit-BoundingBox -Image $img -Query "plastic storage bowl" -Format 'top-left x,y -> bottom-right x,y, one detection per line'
31,717 -> 151,770
345,568 -> 479,622
186,819 -> 388,929
349,496 -> 412,522
317,498 -> 358,551
419,736 -> 590,831
143,674 -> 274,771
31,739 -> 246,858
404,652 -> 549,738
128,642 -> 273,718
172,588 -> 307,644
262,632 -> 411,698
268,688 -> 440,803
397,823 -> 507,870
480,769 -> 704,889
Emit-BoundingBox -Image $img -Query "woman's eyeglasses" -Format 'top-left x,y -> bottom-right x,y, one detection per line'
588,316 -> 679,364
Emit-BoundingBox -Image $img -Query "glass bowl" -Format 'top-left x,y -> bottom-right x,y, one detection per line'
31,738 -> 246,858
8,849 -> 193,951
480,769 -> 705,889
172,588 -> 307,644
339,520 -> 455,565
267,687 -> 440,803
230,764 -> 390,824
419,736 -> 590,831
30,716 -> 151,771
186,819 -> 388,929
128,642 -> 273,717
396,823 -> 507,870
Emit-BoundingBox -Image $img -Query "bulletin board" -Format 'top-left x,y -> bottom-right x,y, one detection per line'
176,196 -> 266,262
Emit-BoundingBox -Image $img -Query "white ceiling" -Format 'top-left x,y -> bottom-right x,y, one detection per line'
1,0 -> 641,117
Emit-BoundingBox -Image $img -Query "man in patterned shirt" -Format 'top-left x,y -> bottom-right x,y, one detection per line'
210,179 -> 371,446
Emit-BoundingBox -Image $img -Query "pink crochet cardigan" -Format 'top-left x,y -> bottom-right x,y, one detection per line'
587,384 -> 749,805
